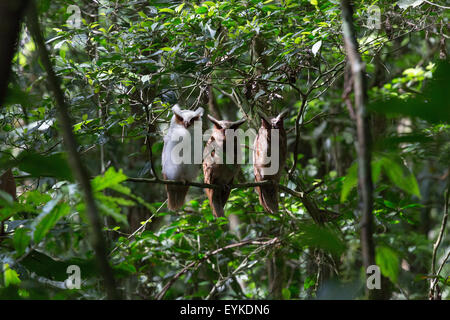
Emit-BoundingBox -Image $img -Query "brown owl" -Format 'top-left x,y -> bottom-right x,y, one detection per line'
203,115 -> 246,217
253,110 -> 288,213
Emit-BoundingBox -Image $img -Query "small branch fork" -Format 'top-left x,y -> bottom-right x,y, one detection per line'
155,237 -> 281,300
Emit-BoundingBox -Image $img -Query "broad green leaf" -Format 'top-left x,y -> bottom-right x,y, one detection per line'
203,1 -> 216,7
340,162 -> 358,202
195,6 -> 208,14
92,167 -> 127,192
297,224 -> 346,255
159,8 -> 175,14
175,3 -> 185,13
14,228 -> 31,257
33,198 -> 70,243
369,61 -> 450,124
304,276 -> 316,290
3,264 -> 21,287
17,152 -> 73,181
380,157 -> 421,198
97,201 -> 128,225
282,287 -> 291,299
376,246 -> 400,284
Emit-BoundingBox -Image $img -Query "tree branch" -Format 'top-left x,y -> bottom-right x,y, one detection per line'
340,0 -> 377,299
27,1 -> 119,299
126,177 -> 304,200
430,181 -> 449,299
0,0 -> 30,105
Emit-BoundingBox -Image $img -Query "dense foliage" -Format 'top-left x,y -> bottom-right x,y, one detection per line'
0,0 -> 449,300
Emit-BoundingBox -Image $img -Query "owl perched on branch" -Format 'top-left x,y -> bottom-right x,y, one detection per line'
253,110 -> 288,213
162,105 -> 204,210
203,115 -> 246,217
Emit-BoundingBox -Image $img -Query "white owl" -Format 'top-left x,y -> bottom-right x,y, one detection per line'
162,104 -> 204,210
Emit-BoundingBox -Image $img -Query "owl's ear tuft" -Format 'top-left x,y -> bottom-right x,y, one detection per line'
195,107 -> 204,117
207,114 -> 222,128
257,110 -> 271,128
172,104 -> 182,116
277,109 -> 289,119
230,118 -> 246,129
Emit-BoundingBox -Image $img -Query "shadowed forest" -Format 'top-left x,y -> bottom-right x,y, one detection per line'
0,0 -> 449,300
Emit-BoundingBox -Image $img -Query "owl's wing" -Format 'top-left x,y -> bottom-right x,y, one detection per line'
203,139 -> 215,184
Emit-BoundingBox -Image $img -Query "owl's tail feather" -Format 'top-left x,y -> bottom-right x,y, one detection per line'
257,185 -> 279,214
166,184 -> 189,211
205,188 -> 230,217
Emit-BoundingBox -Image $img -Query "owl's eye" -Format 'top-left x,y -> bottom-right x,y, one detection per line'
175,114 -> 184,123
188,116 -> 199,126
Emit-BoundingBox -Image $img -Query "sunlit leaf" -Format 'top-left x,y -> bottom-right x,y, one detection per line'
376,246 -> 400,284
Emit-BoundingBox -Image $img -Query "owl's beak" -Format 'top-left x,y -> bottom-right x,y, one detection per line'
183,121 -> 190,128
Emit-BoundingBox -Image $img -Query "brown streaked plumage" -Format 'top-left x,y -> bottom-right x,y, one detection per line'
253,110 -> 288,213
0,169 -> 16,235
0,168 -> 16,200
203,115 -> 246,217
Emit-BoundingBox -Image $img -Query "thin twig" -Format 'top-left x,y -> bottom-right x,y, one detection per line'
430,181 -> 449,299
155,237 -> 280,300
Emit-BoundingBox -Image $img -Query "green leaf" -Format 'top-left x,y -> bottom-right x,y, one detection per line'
375,246 -> 400,284
195,6 -> 208,14
14,228 -> 31,257
297,224 -> 346,255
32,198 -> 70,243
159,8 -> 175,14
380,157 -> 421,198
97,194 -> 135,207
304,276 -> 315,290
282,287 -> 291,299
340,162 -> 358,202
369,61 -> 450,124
17,152 -> 73,181
97,201 -> 128,225
175,3 -> 185,13
92,167 -> 127,192
3,264 -> 21,287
